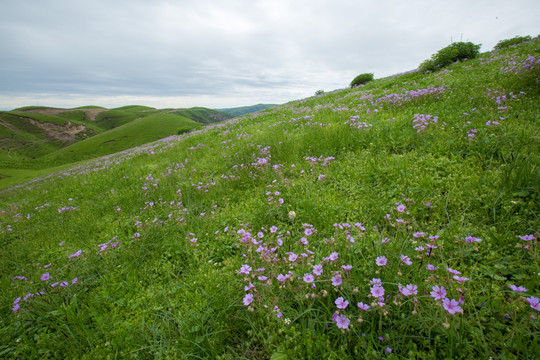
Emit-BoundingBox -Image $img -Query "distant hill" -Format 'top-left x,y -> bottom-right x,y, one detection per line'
0,105 -> 228,169
215,103 -> 277,116
167,107 -> 234,124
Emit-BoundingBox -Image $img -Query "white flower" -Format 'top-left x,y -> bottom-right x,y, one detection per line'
288,211 -> 296,220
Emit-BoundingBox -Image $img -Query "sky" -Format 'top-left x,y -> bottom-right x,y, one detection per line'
0,0 -> 538,110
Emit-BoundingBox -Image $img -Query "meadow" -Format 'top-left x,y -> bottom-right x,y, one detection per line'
0,37 -> 539,359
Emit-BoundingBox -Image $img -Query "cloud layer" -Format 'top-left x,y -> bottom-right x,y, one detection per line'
0,0 -> 538,109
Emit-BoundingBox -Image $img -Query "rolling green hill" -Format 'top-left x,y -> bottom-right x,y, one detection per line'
0,36 -> 538,359
37,112 -> 202,167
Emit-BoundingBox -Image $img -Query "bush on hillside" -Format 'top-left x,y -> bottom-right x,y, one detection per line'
350,73 -> 374,87
494,35 -> 532,50
419,41 -> 481,73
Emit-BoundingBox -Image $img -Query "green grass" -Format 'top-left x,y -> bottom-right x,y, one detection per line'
0,37 -> 539,359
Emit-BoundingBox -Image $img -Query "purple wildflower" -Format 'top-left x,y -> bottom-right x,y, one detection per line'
527,296 -> 540,311
335,296 -> 349,309
243,293 -> 254,306
239,264 -> 252,275
357,302 -> 370,311
244,282 -> 254,291
68,250 -> 82,258
376,256 -> 388,266
41,273 -> 50,281
453,276 -> 469,283
430,285 -> 447,300
443,298 -> 462,315
313,264 -> 323,276
400,255 -> 412,265
303,273 -> 315,283
519,234 -> 534,241
371,285 -> 385,298
447,267 -> 461,275
399,284 -> 418,296
335,315 -> 350,330
508,284 -> 528,292
331,274 -> 342,287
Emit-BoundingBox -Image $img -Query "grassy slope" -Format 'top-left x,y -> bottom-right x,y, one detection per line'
0,39 -> 539,359
37,112 -> 203,167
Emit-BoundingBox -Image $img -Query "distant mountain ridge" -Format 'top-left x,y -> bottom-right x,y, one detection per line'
215,103 -> 277,116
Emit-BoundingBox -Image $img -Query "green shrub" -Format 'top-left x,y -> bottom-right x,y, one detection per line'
494,35 -> 532,50
350,73 -> 374,87
419,41 -> 481,72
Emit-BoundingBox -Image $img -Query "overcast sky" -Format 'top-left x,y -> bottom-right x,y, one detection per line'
0,0 -> 538,110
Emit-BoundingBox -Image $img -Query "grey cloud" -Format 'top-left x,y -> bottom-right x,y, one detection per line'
0,0 -> 539,109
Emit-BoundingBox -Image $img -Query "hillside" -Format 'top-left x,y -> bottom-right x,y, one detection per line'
0,37 -> 539,359
37,112 -> 203,167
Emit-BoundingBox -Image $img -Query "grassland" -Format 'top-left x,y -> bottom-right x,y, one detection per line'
0,37 -> 539,359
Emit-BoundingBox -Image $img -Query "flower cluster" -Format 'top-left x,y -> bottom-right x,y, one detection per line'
345,115 -> 372,130
412,113 -> 440,133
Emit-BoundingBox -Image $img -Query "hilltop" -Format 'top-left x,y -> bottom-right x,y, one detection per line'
0,36 -> 539,359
